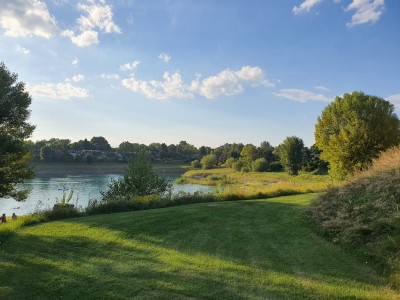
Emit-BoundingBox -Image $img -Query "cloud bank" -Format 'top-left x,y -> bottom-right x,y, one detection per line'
121,66 -> 275,100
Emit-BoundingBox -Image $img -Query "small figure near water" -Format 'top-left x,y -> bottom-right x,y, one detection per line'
1,213 -> 6,223
12,213 -> 17,221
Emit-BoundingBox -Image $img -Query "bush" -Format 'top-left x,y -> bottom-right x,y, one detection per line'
224,157 -> 236,168
200,154 -> 217,169
191,160 -> 201,169
232,160 -> 244,172
309,146 -> 400,281
101,154 -> 171,201
269,161 -> 283,172
241,166 -> 250,173
252,158 -> 268,172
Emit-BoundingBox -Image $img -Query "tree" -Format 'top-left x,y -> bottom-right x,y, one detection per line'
40,145 -> 53,162
200,154 -> 217,169
90,136 -> 111,151
0,62 -> 35,200
315,91 -> 400,179
101,154 -> 171,200
277,136 -> 304,175
240,144 -> 257,169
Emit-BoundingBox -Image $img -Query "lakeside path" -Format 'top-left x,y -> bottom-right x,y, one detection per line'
33,162 -> 187,177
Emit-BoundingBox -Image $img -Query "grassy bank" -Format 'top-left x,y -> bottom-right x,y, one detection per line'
33,162 -> 187,176
177,168 -> 339,199
0,194 -> 398,299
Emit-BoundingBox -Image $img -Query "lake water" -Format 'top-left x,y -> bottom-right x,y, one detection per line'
0,174 -> 214,216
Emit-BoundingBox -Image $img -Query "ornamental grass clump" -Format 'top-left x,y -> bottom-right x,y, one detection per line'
309,146 -> 400,286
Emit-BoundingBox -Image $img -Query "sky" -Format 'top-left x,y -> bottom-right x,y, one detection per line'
0,0 -> 399,148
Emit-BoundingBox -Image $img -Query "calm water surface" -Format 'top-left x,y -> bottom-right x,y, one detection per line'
0,174 -> 214,216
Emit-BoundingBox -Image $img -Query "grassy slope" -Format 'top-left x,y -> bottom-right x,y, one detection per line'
0,194 -> 398,299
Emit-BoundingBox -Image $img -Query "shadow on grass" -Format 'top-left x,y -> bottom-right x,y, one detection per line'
0,196 -> 397,299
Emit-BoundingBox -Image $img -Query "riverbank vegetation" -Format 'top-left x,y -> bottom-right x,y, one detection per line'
1,194 -> 398,299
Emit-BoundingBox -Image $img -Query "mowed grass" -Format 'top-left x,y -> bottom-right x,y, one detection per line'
179,168 -> 339,198
1,194 -> 398,299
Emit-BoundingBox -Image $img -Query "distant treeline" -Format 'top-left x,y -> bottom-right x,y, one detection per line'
27,136 -> 328,174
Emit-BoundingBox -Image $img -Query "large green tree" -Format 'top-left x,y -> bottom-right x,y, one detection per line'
315,91 -> 400,179
0,62 -> 35,200
277,136 -> 304,175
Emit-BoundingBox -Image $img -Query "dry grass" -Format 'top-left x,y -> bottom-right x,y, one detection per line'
309,146 -> 400,289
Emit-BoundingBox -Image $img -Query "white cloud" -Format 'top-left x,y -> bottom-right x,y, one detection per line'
28,82 -> 89,100
293,0 -> 323,14
71,74 -> 85,82
314,85 -> 330,92
122,72 -> 194,100
293,0 -> 385,26
193,66 -> 274,99
346,0 -> 385,27
386,93 -> 400,109
274,88 -> 331,103
16,45 -> 30,55
62,29 -> 99,47
120,61 -> 141,71
0,0 -> 57,38
72,57 -> 79,65
101,73 -> 120,80
159,52 -> 171,63
121,66 -> 275,100
76,1 -> 121,33
62,0 -> 120,47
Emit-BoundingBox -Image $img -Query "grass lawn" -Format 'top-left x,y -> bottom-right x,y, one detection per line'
0,194 -> 398,299
178,168 -> 339,198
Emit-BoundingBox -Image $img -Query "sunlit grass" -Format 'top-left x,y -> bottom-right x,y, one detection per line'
178,168 -> 339,199
0,194 -> 398,299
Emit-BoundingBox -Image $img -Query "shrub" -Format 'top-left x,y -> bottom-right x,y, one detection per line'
224,157 -> 236,168
101,154 -> 171,201
241,166 -> 250,173
232,160 -> 244,172
200,154 -> 217,169
191,160 -> 201,169
269,161 -> 283,172
252,158 -> 268,172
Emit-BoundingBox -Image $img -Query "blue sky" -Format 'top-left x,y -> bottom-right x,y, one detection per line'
1,0 -> 399,148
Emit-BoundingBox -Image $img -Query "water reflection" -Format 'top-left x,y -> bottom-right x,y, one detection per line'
0,174 -> 213,216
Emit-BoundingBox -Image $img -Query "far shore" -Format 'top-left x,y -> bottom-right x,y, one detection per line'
33,162 -> 188,177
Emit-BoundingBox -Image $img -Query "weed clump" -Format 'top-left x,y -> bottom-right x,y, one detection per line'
309,146 -> 400,286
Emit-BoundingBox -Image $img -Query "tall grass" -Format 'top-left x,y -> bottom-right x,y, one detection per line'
309,146 -> 400,288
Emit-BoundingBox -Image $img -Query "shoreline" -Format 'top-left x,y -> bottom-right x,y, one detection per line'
33,162 -> 187,177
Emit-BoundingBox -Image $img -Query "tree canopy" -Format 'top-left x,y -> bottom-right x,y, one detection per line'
0,62 -> 35,200
315,91 -> 400,179
277,136 -> 304,175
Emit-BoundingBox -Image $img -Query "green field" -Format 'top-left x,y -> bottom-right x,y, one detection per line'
1,194 -> 398,299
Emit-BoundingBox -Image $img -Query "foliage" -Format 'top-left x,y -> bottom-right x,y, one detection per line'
240,144 -> 257,168
200,154 -> 217,169
277,136 -> 304,175
315,91 -> 400,180
303,144 -> 329,174
269,161 -> 283,172
224,157 -> 236,168
309,146 -> 400,283
101,154 -> 171,201
241,166 -> 250,173
0,62 -> 35,200
252,158 -> 268,172
231,160 -> 244,172
90,136 -> 111,151
40,145 -> 52,162
190,159 -> 201,169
